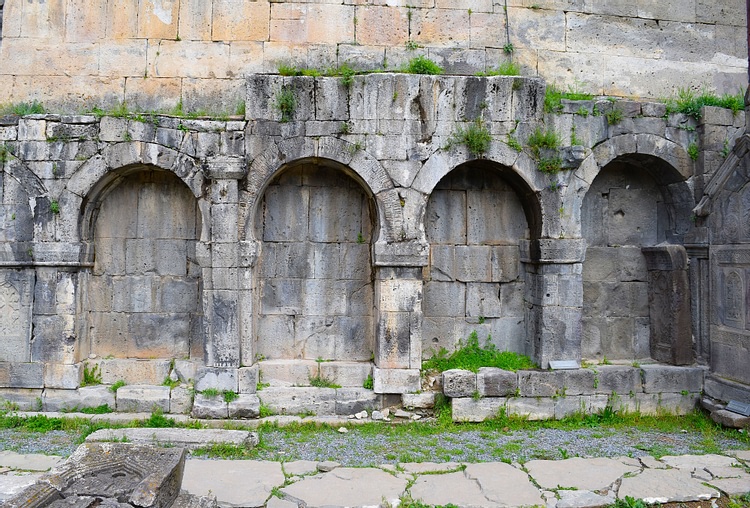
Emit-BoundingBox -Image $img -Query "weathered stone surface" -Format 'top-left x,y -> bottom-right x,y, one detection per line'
477,368 -> 517,397
442,369 -> 477,398
711,409 -> 750,428
282,467 -> 408,508
43,386 -> 115,412
0,451 -> 62,471
452,397 -> 506,422
86,428 -> 258,450
409,471 -> 493,507
525,457 -> 639,491
465,462 -> 546,507
227,394 -> 260,419
373,368 -> 420,394
191,393 -> 228,419
259,387 -> 336,416
618,468 -> 720,504
640,365 -> 705,394
402,392 -> 436,409
335,388 -> 380,415
115,385 -> 170,413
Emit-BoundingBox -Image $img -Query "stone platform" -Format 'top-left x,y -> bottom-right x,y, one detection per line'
2,448 -> 749,507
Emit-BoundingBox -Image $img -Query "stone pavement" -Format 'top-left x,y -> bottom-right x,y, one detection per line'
1,449 -> 749,507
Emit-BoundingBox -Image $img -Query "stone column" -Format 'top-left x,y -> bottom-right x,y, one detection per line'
524,239 -> 585,369
372,241 -> 427,394
201,157 -> 246,368
642,244 -> 692,365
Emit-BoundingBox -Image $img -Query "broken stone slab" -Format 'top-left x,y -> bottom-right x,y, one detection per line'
6,443 -> 186,508
402,392 -> 435,409
85,428 -> 258,450
659,454 -> 739,471
182,459 -> 285,508
400,462 -> 462,474
557,489 -> 616,508
709,474 -> 750,496
618,468 -> 720,504
524,457 -> 639,491
171,491 -> 220,508
464,462 -> 545,507
711,409 -> 750,428
282,460 -> 318,476
409,471 -> 493,507
282,467 -> 408,508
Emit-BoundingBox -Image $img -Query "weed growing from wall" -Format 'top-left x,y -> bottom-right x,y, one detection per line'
476,61 -> 521,77
81,363 -> 102,387
404,55 -> 443,75
527,126 -> 560,157
605,107 -> 623,125
275,86 -> 296,123
446,119 -> 492,157
688,142 -> 699,161
0,100 -> 45,116
665,87 -> 745,119
544,84 -> 594,113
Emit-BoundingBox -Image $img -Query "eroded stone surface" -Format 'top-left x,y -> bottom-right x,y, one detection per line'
182,460 -> 284,507
464,462 -> 545,507
282,467 -> 407,507
618,468 -> 720,504
525,457 -> 639,491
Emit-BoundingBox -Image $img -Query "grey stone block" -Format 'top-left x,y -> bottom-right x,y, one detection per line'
641,364 -> 705,394
43,363 -> 81,389
192,393 -> 228,419
259,387 -> 336,416
594,366 -> 642,395
423,282 -> 465,317
452,397 -> 507,422
195,367 -> 238,393
506,397 -> 556,420
373,368 -> 420,394
442,369 -> 477,398
711,409 -> 750,429
476,368 -> 518,397
335,388 -> 380,415
116,385 -> 171,413
228,394 -> 260,419
319,362 -> 372,388
402,392 -> 436,409
0,362 -> 44,388
93,359 -> 172,386
170,386 -> 193,415
43,386 -> 115,412
558,369 -> 596,396
518,370 -> 561,397
238,365 -> 259,394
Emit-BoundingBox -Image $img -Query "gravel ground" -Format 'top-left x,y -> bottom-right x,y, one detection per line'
2,423 -> 747,466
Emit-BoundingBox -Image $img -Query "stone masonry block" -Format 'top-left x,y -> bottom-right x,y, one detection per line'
641,365 -> 705,394
238,365 -> 259,394
518,370 -> 562,398
442,369 -> 477,398
319,362 -> 372,388
452,397 -> 507,423
169,386 -> 193,415
506,397 -> 556,420
43,363 -> 82,389
228,394 -> 260,419
92,359 -> 172,386
191,393 -> 228,419
43,386 -> 115,412
373,368 -> 420,394
116,385 -> 171,413
559,369 -> 597,396
335,388 -> 380,415
477,367 -> 518,397
195,367 -> 239,393
402,392 -> 436,409
258,387 -> 336,416
0,362 -> 44,388
259,360 -> 318,386
594,365 -> 642,395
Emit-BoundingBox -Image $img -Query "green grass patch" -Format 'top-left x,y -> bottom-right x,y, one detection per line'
422,331 -> 536,373
109,380 -> 126,393
274,86 -> 296,123
477,61 -> 521,77
0,100 -> 45,116
403,55 -> 443,75
446,119 -> 492,157
192,442 -> 257,459
665,87 -> 745,120
544,84 -> 594,114
527,126 -> 561,157
81,363 -> 102,387
308,375 -> 341,389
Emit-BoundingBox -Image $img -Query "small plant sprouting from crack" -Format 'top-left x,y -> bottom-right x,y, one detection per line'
446,118 -> 492,157
275,86 -> 296,123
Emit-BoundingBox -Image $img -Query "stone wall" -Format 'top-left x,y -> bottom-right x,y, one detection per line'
0,0 -> 746,110
0,73 -> 747,415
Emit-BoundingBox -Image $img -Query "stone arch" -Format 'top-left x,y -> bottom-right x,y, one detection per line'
251,157 -> 378,373
421,159 -> 537,356
580,144 -> 692,362
242,137 -> 393,244
67,142 -> 206,245
82,163 -> 203,360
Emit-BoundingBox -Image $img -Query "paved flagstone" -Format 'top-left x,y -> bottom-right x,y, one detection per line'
182,459 -> 284,507
525,457 -> 639,491
464,462 -> 545,507
660,453 -> 739,470
281,467 -> 408,507
409,470 -> 493,507
0,451 -> 62,472
618,468 -> 720,504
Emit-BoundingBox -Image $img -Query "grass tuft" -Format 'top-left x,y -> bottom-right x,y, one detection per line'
544,84 -> 594,114
665,87 -> 745,119
422,330 -> 536,373
403,55 -> 443,75
446,118 -> 492,157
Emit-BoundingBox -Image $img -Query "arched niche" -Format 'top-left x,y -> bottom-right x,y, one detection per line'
422,161 -> 536,356
581,154 -> 684,361
84,166 -> 202,360
253,159 -> 377,363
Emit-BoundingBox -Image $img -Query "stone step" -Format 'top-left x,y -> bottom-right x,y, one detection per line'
258,359 -> 372,388
85,428 -> 259,450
